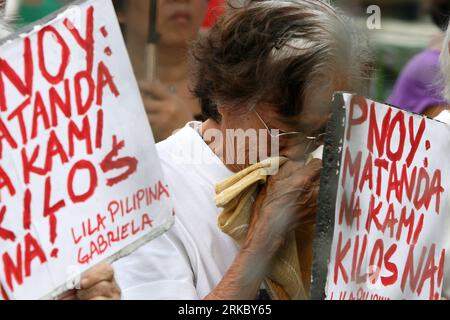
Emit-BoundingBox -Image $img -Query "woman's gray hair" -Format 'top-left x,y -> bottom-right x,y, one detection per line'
192,0 -> 374,122
267,0 -> 373,94
441,23 -> 450,101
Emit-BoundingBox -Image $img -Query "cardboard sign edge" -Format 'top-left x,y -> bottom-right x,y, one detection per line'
310,92 -> 346,300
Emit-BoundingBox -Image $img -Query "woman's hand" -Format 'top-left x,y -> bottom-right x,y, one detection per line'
77,263 -> 121,300
140,81 -> 194,142
59,263 -> 121,300
247,159 -> 322,254
205,159 -> 322,300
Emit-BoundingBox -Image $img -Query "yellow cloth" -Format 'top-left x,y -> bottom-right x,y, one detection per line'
215,157 -> 315,300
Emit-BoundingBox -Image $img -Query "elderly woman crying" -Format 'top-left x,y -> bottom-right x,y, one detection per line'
84,0 -> 373,300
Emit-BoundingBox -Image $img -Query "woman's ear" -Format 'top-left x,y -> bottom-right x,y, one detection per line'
216,105 -> 226,116
214,105 -> 230,124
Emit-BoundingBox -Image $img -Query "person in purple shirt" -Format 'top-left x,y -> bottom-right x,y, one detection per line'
388,0 -> 450,117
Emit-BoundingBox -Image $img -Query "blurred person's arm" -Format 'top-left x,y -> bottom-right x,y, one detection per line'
140,81 -> 195,142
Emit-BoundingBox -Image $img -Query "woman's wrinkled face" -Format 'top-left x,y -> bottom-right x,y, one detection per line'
157,0 -> 208,46
253,78 -> 349,161
215,81 -> 340,172
255,105 -> 330,161
216,99 -> 331,173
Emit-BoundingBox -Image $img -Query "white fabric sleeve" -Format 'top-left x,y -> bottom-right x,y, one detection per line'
113,220 -> 198,300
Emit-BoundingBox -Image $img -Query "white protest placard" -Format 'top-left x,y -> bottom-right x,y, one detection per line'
311,93 -> 450,300
0,0 -> 174,299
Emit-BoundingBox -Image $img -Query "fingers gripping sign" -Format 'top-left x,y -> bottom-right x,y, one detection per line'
76,263 -> 121,300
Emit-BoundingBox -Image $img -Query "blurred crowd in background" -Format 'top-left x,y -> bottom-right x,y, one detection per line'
4,0 -> 448,141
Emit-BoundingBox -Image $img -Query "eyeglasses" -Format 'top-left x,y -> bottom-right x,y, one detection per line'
253,109 -> 325,152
